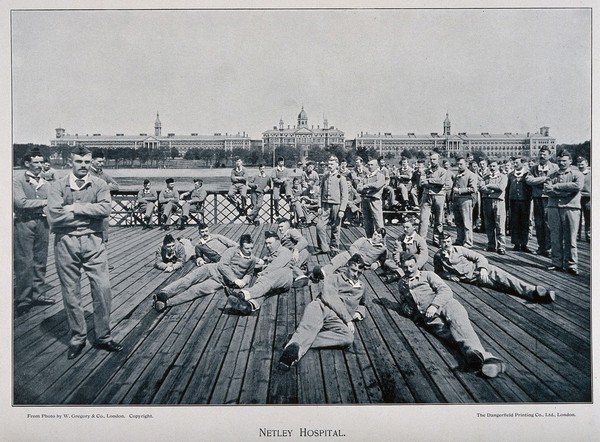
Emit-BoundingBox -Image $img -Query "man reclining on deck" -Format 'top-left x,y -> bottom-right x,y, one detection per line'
228,230 -> 297,315
310,228 -> 390,282
433,232 -> 555,303
278,254 -> 367,370
396,252 -> 506,378
152,234 -> 261,312
194,222 -> 238,267
154,234 -> 193,272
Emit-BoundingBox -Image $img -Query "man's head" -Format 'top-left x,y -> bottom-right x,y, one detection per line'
489,160 -> 499,174
400,158 -> 409,168
91,149 -> 105,170
276,218 -> 291,236
166,178 -> 175,190
163,234 -> 176,252
556,150 -> 572,171
513,157 -> 525,171
378,157 -> 386,168
441,232 -> 453,251
197,222 -> 210,239
399,252 -> 418,278
456,157 -> 467,173
367,159 -> 379,173
194,178 -> 203,188
478,158 -> 488,170
469,161 -> 479,173
327,155 -> 339,172
355,157 -> 364,168
277,157 -> 285,167
442,159 -> 450,169
538,146 -> 550,164
23,148 -> 44,176
402,218 -> 417,236
306,161 -> 314,172
429,153 -> 440,168
42,159 -> 51,171
577,157 -> 589,172
234,157 -> 243,168
345,253 -> 365,282
70,146 -> 92,178
264,230 -> 281,253
292,177 -> 300,186
258,164 -> 265,174
239,234 -> 254,257
371,228 -> 386,245
143,179 -> 151,189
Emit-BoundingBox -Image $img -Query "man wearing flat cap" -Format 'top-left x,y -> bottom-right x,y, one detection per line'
47,145 -> 122,360
13,147 -> 55,316
158,178 -> 180,231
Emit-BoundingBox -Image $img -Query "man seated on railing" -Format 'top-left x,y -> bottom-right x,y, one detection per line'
152,234 -> 262,312
299,177 -> 320,225
343,181 -> 361,227
395,157 -> 417,209
227,157 -> 248,215
137,179 -> 158,229
272,156 -> 291,216
301,161 -> 319,189
179,178 -> 207,229
194,222 -> 238,267
287,177 -> 309,227
228,231 -> 294,315
278,253 -> 367,371
158,178 -> 180,231
246,164 -> 270,226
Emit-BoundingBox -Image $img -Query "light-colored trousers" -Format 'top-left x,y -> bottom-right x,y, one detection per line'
548,207 -> 580,271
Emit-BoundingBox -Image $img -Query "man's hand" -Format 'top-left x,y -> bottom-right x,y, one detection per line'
346,320 -> 355,334
479,268 -> 490,285
292,249 -> 300,263
195,257 -> 206,267
63,204 -> 74,212
443,272 -> 460,282
369,262 -> 379,271
425,305 -> 438,319
164,265 -> 174,273
233,278 -> 245,288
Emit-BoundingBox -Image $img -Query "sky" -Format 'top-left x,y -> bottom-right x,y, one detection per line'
11,8 -> 591,145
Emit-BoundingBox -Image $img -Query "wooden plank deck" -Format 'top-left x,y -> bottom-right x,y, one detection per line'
13,222 -> 591,404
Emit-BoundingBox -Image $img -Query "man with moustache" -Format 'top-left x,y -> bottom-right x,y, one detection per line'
13,147 -> 55,316
418,152 -> 448,246
47,146 -> 122,359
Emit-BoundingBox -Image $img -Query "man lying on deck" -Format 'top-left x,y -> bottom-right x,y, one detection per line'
154,234 -> 189,272
384,216 -> 429,283
433,232 -> 555,303
194,222 -> 238,267
396,252 -> 506,378
278,254 -> 367,371
310,227 -> 389,282
228,230 -> 295,315
152,234 -> 261,312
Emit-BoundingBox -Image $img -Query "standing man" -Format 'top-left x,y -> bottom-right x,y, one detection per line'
479,160 -> 508,254
358,159 -> 385,239
351,156 -> 368,189
180,178 -> 207,228
278,254 -> 367,371
47,146 -> 122,359
451,157 -> 477,248
315,156 -> 348,257
545,150 -> 584,275
442,159 -> 455,226
227,157 -> 248,215
89,149 -> 119,256
577,157 -> 591,242
525,146 -> 558,257
40,158 -> 56,182
246,164 -> 270,226
507,158 -> 533,252
418,152 -> 448,246
271,157 -> 290,216
158,178 -> 180,231
137,179 -> 158,229
229,231 -> 294,315
13,148 -> 54,316
396,252 -> 506,378
433,233 -> 555,303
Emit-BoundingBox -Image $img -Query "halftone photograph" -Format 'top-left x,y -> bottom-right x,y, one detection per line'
11,7 -> 591,410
